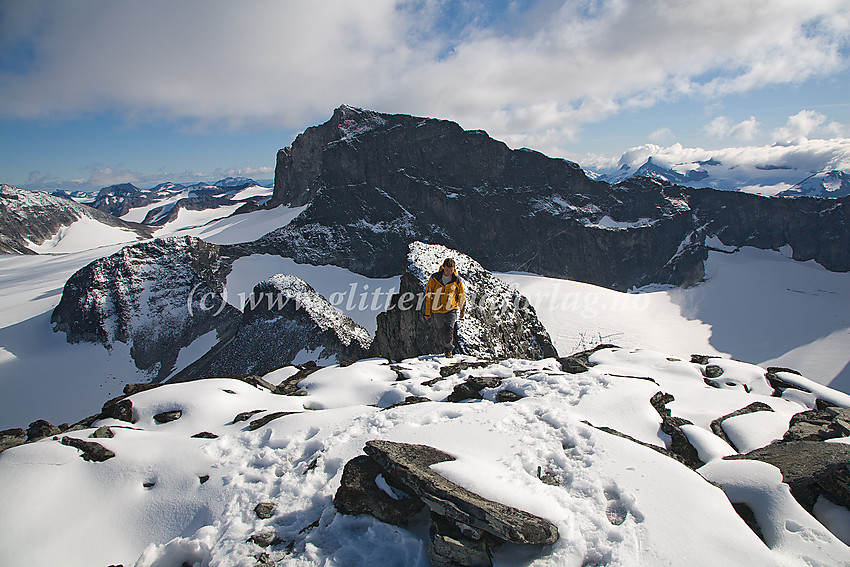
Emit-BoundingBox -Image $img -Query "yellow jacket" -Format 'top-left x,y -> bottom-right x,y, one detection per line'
424,271 -> 465,317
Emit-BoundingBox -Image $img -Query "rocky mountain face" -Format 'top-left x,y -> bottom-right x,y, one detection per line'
172,274 -> 372,382
0,184 -> 151,254
51,236 -> 243,381
372,242 -> 558,360
261,106 -> 850,290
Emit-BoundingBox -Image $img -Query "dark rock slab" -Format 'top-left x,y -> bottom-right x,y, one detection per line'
558,344 -> 618,374
333,454 -> 425,525
232,409 -> 265,424
100,397 -> 135,424
90,426 -> 115,439
784,406 -> 850,442
248,411 -> 297,431
153,410 -> 182,424
446,376 -> 503,403
727,440 -> 850,511
649,392 -> 704,468
363,440 -> 559,545
60,436 -> 116,462
273,362 -> 323,396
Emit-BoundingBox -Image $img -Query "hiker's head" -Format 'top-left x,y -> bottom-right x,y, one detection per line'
442,258 -> 456,275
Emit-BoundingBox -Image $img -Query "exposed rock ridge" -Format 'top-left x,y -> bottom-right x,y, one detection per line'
51,235 -> 242,380
261,106 -> 849,289
170,274 -> 371,382
372,241 -> 557,360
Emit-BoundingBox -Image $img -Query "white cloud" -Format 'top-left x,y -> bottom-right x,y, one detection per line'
580,134 -> 850,195
1,0 -> 848,149
706,116 -> 760,141
772,109 -> 829,145
648,127 -> 676,145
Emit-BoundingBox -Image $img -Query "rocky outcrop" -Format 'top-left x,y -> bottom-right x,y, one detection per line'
51,236 -> 242,381
336,440 -> 559,566
371,242 -> 557,360
170,274 -> 371,381
0,184 -> 150,254
260,106 -> 850,289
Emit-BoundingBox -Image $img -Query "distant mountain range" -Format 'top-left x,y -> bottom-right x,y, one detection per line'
51,177 -> 272,227
590,156 -> 849,198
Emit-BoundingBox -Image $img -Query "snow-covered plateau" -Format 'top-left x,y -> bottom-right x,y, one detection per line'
1,199 -> 850,566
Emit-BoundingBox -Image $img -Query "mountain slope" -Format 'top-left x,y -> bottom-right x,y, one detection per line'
0,184 -> 151,254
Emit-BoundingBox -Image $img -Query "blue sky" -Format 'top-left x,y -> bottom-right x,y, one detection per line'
1,0 -> 849,192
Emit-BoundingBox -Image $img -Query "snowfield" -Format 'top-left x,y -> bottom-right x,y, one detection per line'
1,351 -> 848,566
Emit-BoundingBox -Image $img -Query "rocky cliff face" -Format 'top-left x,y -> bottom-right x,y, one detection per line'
0,184 -> 151,254
262,106 -> 849,289
372,242 -> 558,360
51,236 -> 242,380
172,274 -> 372,381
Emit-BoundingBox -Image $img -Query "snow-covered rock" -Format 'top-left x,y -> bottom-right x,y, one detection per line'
51,235 -> 242,381
372,241 -> 557,360
173,274 -> 372,381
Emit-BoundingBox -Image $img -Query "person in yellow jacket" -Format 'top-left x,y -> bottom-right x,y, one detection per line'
423,257 -> 466,357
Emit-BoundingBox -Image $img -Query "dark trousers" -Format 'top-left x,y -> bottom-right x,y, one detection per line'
432,310 -> 458,352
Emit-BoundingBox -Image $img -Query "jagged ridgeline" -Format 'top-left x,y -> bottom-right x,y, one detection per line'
51,236 -> 555,381
260,105 -> 850,290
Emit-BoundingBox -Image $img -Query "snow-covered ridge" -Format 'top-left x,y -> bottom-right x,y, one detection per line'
1,348 -> 848,566
255,274 -> 372,349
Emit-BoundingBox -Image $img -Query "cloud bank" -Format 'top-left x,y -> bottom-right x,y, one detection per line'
2,0 -> 849,148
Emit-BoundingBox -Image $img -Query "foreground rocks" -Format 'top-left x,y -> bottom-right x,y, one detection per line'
335,440 -> 559,566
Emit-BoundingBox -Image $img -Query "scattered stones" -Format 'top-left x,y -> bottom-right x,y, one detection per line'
89,426 -> 115,439
254,502 -> 277,519
440,361 -> 494,378
248,411 -> 297,431
60,436 -> 116,462
153,410 -> 182,424
558,344 -> 618,374
232,409 -> 265,424
446,376 -> 502,403
333,455 -> 425,526
710,402 -> 774,451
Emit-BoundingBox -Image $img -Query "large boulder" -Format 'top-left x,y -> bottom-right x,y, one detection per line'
171,274 -> 371,381
371,242 -> 557,360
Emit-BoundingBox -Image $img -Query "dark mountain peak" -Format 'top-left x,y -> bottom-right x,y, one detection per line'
96,183 -> 140,199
